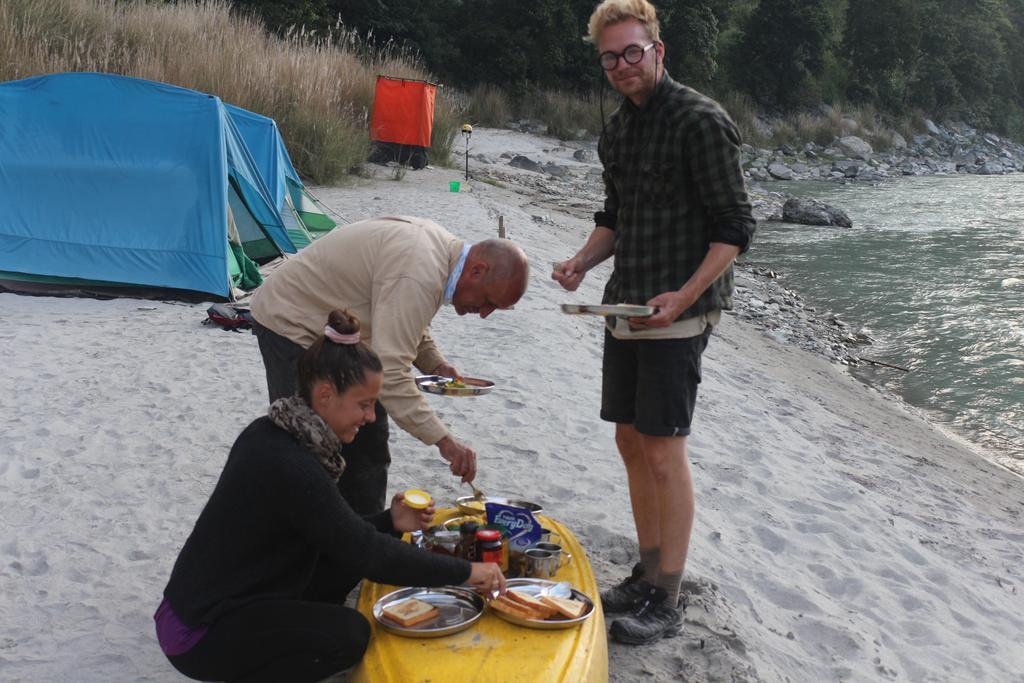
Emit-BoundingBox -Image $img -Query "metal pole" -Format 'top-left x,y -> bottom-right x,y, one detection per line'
461,124 -> 473,181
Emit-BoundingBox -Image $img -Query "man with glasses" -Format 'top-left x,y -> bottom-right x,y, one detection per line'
553,0 -> 755,645
251,216 -> 529,515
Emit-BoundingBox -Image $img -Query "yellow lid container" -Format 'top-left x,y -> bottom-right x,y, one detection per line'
403,489 -> 433,510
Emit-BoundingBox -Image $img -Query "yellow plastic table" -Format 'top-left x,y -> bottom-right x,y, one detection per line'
350,510 -> 608,683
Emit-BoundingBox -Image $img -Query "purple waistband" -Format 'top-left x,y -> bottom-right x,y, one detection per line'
154,598 -> 208,656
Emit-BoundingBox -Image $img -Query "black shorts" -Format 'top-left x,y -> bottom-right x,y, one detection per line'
600,326 -> 712,437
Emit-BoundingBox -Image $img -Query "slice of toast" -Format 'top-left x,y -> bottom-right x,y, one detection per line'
490,595 -> 545,620
507,589 -> 557,619
382,597 -> 440,627
539,595 -> 588,619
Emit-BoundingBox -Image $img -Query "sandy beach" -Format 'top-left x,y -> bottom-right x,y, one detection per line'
2,127 -> 1023,682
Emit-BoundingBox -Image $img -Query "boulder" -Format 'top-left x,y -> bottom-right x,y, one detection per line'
782,197 -> 853,228
572,148 -> 595,163
888,132 -> 908,150
543,162 -> 569,177
837,135 -> 874,161
833,159 -> 862,177
508,155 -> 544,173
768,163 -> 795,180
977,161 -> 1005,175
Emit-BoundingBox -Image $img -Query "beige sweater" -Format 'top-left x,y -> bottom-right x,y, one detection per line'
250,216 -> 464,445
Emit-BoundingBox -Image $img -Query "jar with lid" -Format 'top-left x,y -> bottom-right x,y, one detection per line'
427,529 -> 461,557
474,529 -> 508,572
459,521 -> 480,561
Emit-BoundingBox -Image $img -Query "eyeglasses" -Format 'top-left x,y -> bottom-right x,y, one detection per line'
599,43 -> 655,71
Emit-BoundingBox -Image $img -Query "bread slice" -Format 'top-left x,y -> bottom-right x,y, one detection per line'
490,595 -> 544,620
507,589 -> 557,619
382,597 -> 440,627
539,595 -> 588,619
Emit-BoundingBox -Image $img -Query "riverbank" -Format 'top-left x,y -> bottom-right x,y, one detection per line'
1,128 -> 1022,682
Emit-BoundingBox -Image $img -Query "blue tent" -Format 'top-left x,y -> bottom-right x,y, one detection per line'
226,104 -> 337,243
0,72 -> 297,300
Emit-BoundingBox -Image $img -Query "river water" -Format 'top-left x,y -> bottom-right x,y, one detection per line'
747,174 -> 1024,476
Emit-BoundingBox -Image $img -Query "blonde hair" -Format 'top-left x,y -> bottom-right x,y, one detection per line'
586,0 -> 661,45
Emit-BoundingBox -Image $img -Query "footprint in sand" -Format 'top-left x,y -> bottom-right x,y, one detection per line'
807,563 -> 835,580
794,618 -> 862,655
752,525 -> 786,553
897,545 -> 929,566
824,576 -> 864,599
10,554 -> 49,577
545,485 -> 574,500
502,445 -> 539,462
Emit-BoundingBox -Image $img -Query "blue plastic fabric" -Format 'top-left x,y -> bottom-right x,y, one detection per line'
227,103 -> 303,216
0,72 -> 295,298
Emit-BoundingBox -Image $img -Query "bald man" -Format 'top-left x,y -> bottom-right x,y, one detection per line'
250,215 -> 529,514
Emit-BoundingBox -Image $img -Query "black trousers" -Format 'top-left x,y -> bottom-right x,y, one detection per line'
168,559 -> 368,683
252,320 -> 391,515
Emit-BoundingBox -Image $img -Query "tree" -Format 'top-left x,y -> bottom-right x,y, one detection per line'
730,0 -> 833,108
843,0 -> 921,112
661,2 -> 720,87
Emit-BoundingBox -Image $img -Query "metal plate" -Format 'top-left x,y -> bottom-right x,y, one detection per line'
415,375 -> 495,397
373,586 -> 484,638
488,578 -> 595,630
455,495 -> 543,517
560,303 -> 655,318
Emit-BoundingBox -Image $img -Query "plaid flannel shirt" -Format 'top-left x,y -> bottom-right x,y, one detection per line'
596,73 -> 756,320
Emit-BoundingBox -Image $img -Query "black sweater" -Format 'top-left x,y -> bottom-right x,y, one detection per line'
163,417 -> 470,627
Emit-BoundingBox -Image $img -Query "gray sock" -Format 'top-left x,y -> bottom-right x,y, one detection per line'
655,569 -> 683,608
639,547 -> 660,581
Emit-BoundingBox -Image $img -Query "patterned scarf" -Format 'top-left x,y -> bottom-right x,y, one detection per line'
268,396 -> 346,481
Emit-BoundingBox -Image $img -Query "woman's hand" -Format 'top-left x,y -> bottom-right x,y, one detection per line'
467,562 -> 506,596
389,492 -> 435,533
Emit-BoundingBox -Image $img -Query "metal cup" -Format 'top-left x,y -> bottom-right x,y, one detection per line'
533,542 -> 572,568
524,548 -> 560,579
539,528 -> 562,546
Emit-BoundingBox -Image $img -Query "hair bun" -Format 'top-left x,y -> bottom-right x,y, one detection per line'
326,309 -> 360,336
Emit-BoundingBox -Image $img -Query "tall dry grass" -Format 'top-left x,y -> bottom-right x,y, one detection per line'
0,0 -> 460,182
520,89 -> 605,140
464,84 -> 605,139
466,83 -> 511,128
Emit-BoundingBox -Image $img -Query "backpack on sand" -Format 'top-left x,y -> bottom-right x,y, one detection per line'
203,303 -> 253,332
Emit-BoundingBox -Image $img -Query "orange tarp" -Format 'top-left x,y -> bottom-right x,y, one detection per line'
369,76 -> 436,148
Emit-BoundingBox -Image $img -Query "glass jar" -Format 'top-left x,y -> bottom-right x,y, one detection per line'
459,521 -> 480,561
475,529 -> 506,571
427,529 -> 461,557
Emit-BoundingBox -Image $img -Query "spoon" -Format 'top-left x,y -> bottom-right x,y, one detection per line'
465,480 -> 486,501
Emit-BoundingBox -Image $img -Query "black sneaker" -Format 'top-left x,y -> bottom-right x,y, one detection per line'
609,585 -> 681,645
600,563 -> 650,614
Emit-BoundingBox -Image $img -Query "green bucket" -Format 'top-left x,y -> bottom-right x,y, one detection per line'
449,180 -> 460,192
